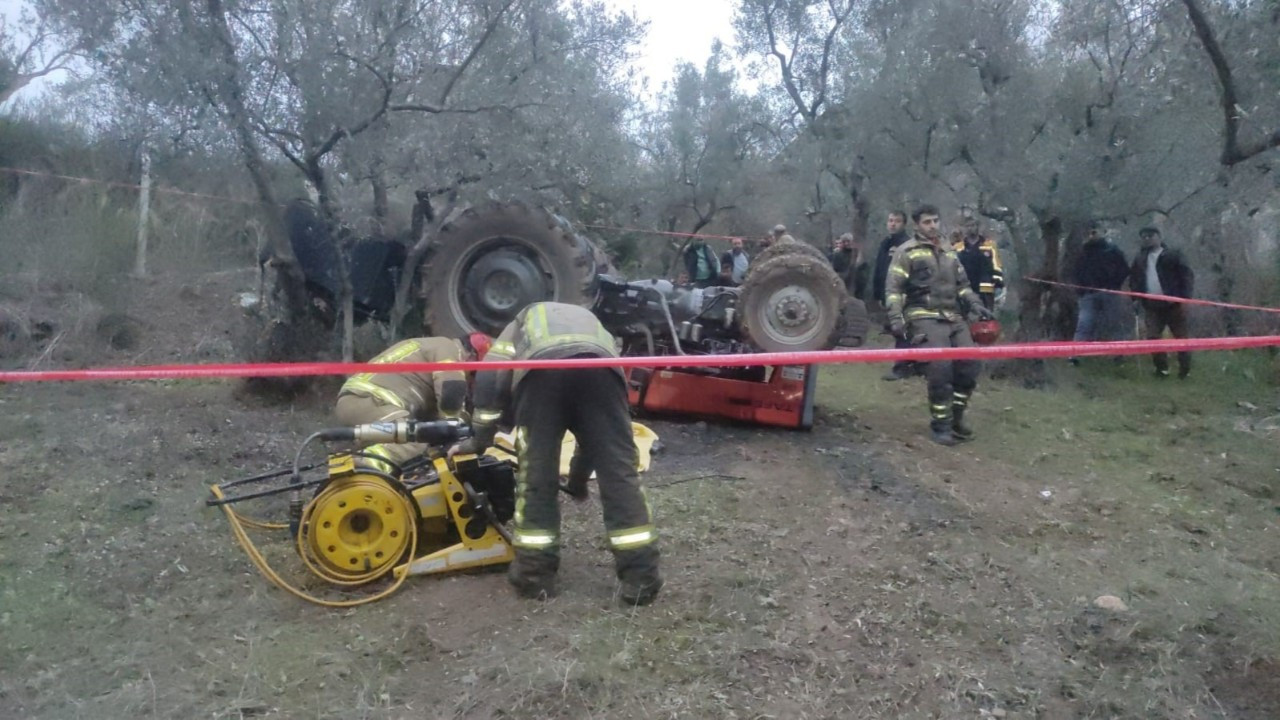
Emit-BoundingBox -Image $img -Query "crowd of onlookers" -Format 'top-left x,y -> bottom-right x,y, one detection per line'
677,212 -> 1197,381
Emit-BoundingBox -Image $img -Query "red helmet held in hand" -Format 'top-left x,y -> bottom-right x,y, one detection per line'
969,320 -> 1001,346
468,332 -> 494,359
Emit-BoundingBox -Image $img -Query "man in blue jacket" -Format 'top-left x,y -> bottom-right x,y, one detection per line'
1068,223 -> 1132,364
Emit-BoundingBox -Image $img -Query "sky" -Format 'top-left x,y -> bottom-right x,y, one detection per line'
600,0 -> 740,91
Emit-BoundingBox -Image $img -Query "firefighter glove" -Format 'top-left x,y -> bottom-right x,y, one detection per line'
889,320 -> 907,341
974,305 -> 996,321
448,422 -> 496,458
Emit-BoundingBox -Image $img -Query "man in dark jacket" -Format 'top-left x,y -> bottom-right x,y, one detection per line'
828,233 -> 868,298
682,237 -> 720,288
719,237 -> 750,286
1068,224 -> 1132,363
873,211 -> 915,380
1130,227 -> 1195,378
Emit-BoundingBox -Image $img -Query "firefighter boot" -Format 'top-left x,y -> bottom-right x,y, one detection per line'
615,547 -> 663,607
930,400 -> 958,446
951,391 -> 974,441
930,419 -> 959,446
951,407 -> 974,441
507,550 -> 559,600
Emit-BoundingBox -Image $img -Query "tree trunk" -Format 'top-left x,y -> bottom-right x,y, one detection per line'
305,157 -> 357,362
132,150 -> 151,278
389,193 -> 459,339
371,164 -> 390,235
201,0 -> 322,378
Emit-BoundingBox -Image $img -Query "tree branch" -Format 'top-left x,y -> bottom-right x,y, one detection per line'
438,0 -> 520,107
1181,0 -> 1280,165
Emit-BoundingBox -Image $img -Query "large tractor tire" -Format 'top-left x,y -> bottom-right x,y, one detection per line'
744,239 -> 829,282
738,254 -> 846,353
421,202 -> 604,337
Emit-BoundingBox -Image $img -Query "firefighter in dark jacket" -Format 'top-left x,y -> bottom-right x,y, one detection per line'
886,205 -> 995,446
1130,227 -> 1195,378
951,217 -> 1004,309
449,302 -> 662,605
335,335 -> 483,472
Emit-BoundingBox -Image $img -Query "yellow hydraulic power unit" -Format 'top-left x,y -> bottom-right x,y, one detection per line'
208,419 -> 516,607
209,419 -> 658,607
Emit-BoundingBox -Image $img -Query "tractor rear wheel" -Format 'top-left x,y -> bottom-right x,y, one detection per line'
421,202 -> 603,337
738,254 -> 845,352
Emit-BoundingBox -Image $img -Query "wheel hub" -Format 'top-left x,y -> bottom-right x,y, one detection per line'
306,477 -> 412,580
761,285 -> 821,342
459,245 -> 552,333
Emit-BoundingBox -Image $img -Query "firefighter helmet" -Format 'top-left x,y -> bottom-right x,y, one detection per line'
969,320 -> 1001,345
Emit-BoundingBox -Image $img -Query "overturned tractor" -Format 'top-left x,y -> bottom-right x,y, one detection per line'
285,200 -> 869,426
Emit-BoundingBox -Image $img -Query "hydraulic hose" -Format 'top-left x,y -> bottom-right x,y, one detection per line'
209,476 -> 417,608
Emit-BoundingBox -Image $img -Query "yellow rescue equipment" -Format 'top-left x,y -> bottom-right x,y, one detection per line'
209,419 -> 658,607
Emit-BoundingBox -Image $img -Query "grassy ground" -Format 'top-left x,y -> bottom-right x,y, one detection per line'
1,275 -> 1278,718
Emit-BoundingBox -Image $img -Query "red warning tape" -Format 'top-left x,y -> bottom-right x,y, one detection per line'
1028,278 -> 1280,314
2,336 -> 1277,383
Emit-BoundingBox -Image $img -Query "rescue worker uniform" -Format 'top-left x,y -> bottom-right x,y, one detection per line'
334,337 -> 468,472
886,235 -> 991,445
952,233 -> 1004,310
457,302 -> 662,605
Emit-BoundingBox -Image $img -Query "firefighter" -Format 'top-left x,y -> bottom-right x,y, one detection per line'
886,205 -> 995,446
952,216 -> 1004,309
334,334 -> 491,472
448,302 -> 662,606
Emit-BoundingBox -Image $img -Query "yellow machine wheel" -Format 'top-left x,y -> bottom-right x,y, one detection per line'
302,475 -> 415,584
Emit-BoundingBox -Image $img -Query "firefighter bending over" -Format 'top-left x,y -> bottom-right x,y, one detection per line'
886,205 -> 996,446
449,302 -> 663,606
335,334 -> 491,472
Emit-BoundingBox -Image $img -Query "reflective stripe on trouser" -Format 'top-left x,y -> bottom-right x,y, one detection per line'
953,390 -> 970,411
333,394 -> 428,469
913,318 -> 979,423
512,367 -> 659,583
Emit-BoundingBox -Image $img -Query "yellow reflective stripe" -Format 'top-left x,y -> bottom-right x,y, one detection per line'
608,524 -> 656,550
341,379 -> 408,409
907,249 -> 933,259
906,308 -> 941,319
523,304 -> 550,344
474,410 -> 503,422
374,341 -> 421,363
513,531 -> 557,548
490,341 -> 516,356
358,445 -> 396,474
890,266 -> 909,278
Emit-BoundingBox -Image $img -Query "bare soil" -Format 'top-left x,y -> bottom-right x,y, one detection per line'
2,269 -> 1279,719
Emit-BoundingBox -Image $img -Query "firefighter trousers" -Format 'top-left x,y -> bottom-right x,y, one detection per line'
510,368 -> 660,586
333,393 -> 428,471
912,318 -> 980,428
